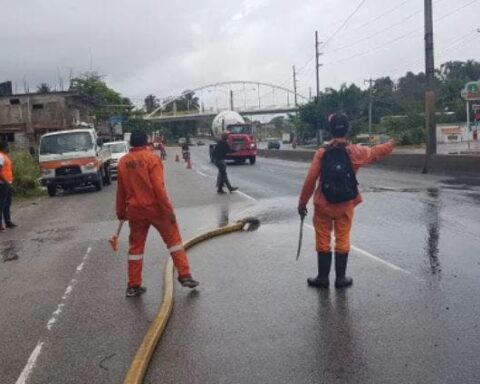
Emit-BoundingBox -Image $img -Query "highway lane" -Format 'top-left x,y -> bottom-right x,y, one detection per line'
2,146 -> 480,383
146,146 -> 480,384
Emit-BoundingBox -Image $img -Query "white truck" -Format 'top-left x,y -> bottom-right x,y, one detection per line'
39,129 -> 112,196
209,111 -> 257,164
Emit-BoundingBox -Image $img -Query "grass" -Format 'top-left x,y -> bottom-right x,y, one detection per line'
9,150 -> 45,201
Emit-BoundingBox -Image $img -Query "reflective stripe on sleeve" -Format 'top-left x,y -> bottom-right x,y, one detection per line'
128,254 -> 144,261
168,244 -> 184,254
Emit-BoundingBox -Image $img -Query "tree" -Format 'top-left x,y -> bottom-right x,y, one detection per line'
69,72 -> 126,119
37,83 -> 51,94
144,94 -> 160,114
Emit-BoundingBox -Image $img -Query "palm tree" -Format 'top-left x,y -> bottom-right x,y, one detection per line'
37,83 -> 51,93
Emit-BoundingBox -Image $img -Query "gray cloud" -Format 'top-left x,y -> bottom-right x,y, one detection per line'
1,0 -> 479,105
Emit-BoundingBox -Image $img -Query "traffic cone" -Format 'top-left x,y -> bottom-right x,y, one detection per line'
186,157 -> 192,169
175,154 -> 180,162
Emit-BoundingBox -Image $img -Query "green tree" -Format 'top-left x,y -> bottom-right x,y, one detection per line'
144,94 -> 160,114
69,72 -> 127,120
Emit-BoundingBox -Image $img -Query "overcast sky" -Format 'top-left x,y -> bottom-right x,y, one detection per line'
2,0 -> 480,107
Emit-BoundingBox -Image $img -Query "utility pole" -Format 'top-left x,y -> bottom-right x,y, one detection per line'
423,0 -> 436,173
364,78 -> 374,143
315,30 -> 324,145
292,65 -> 298,106
230,90 -> 234,110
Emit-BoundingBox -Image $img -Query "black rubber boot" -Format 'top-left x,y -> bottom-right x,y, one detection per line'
334,252 -> 353,289
307,252 -> 332,288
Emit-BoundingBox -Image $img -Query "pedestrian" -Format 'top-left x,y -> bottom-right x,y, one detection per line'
116,130 -> 199,297
213,131 -> 238,194
0,142 -> 17,231
298,113 -> 395,289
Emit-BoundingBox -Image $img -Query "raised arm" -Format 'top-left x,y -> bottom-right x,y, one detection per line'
349,140 -> 395,168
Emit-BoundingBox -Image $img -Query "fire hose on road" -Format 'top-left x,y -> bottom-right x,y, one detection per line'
123,217 -> 261,384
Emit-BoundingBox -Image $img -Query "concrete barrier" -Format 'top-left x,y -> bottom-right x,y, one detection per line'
258,149 -> 480,174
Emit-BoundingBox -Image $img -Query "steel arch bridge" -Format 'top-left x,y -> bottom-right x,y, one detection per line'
145,81 -> 308,122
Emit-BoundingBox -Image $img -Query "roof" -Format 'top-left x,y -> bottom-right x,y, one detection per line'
40,128 -> 95,137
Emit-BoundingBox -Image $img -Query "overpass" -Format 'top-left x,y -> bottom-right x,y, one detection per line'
144,81 -> 307,122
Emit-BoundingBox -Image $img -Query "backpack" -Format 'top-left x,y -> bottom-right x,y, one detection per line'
320,144 -> 359,204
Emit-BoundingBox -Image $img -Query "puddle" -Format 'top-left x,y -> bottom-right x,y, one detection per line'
1,240 -> 19,262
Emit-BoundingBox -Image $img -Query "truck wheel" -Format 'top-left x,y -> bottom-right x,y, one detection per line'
249,156 -> 256,165
47,185 -> 57,197
94,171 -> 104,191
103,166 -> 111,186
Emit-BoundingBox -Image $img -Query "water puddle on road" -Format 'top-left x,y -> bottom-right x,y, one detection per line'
1,240 -> 19,262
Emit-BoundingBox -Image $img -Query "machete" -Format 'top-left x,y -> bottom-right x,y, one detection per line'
296,214 -> 305,260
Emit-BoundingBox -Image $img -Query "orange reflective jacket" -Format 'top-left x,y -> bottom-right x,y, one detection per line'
299,139 -> 394,216
0,153 -> 14,184
116,147 -> 173,220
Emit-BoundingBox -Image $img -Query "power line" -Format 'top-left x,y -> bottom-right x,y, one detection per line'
265,0 -> 369,96
320,0 -> 369,50
324,0 -> 479,67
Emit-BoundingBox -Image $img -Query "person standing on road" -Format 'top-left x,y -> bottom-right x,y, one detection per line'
213,131 -> 238,194
0,142 -> 17,231
298,113 -> 395,289
116,130 -> 199,297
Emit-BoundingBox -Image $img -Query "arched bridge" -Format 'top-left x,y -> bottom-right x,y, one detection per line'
145,81 -> 308,122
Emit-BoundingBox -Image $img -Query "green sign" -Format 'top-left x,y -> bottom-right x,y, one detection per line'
461,81 -> 480,101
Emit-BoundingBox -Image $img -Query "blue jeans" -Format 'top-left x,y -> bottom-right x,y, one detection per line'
0,183 -> 12,226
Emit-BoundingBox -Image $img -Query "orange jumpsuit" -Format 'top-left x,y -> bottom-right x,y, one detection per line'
116,147 -> 191,287
299,139 -> 394,253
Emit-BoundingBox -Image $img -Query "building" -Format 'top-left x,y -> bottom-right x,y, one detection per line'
0,91 -> 92,149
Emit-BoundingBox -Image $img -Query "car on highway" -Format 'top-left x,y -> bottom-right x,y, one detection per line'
267,139 -> 281,150
177,137 -> 186,146
103,141 -> 129,179
197,140 -> 205,146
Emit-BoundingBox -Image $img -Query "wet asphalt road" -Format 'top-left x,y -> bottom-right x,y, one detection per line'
2,146 -> 480,383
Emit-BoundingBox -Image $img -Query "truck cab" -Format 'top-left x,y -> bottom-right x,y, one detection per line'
39,129 -> 112,196
209,111 -> 257,165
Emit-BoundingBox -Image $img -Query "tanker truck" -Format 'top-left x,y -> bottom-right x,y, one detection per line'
209,111 -> 257,164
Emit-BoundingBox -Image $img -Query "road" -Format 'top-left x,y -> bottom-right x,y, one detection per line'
2,146 -> 480,383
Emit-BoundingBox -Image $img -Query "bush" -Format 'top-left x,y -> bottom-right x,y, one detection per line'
9,151 -> 43,197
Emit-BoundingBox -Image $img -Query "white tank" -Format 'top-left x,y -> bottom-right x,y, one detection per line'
211,111 -> 245,137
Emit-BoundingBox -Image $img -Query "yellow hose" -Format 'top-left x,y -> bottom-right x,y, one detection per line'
123,217 -> 260,384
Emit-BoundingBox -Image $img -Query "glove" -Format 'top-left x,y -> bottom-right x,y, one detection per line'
298,206 -> 307,218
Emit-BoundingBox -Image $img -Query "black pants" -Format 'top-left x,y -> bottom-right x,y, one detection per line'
0,183 -> 11,226
215,160 -> 232,191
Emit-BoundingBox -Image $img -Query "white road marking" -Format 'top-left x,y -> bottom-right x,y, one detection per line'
15,247 -> 93,384
304,223 -> 419,279
233,190 -> 257,202
195,170 -> 208,177
15,342 -> 44,384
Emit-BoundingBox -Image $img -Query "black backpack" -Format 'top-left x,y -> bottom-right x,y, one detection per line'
320,144 -> 359,204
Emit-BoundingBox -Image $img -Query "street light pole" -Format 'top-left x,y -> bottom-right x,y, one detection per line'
423,0 -> 437,173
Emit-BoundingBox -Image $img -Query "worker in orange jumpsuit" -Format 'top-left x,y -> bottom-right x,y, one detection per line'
298,113 -> 395,289
116,130 -> 199,297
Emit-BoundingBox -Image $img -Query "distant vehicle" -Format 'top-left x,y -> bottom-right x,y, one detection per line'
209,111 -> 257,165
197,140 -> 205,146
39,129 -> 112,196
282,133 -> 293,144
177,137 -> 186,146
267,140 -> 281,150
103,141 -> 129,179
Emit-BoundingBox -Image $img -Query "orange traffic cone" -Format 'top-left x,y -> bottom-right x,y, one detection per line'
175,154 -> 180,162
186,157 -> 192,169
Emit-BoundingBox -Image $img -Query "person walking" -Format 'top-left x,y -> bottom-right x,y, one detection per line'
116,130 -> 199,297
213,131 -> 238,194
298,113 -> 395,289
0,142 -> 16,231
